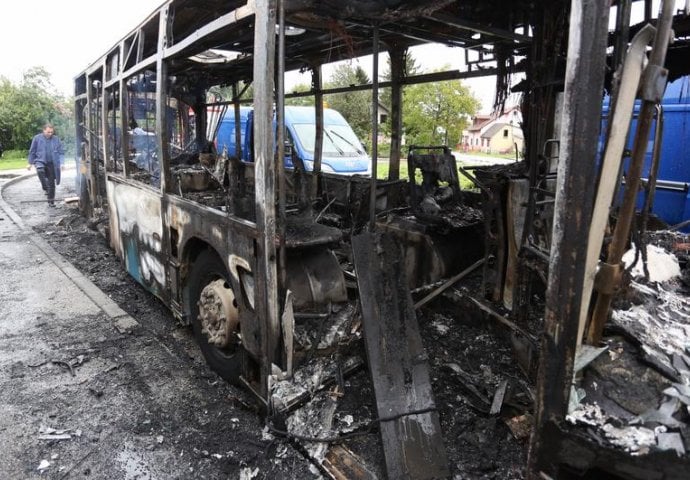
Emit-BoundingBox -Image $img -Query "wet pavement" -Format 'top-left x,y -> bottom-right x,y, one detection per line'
0,170 -> 315,479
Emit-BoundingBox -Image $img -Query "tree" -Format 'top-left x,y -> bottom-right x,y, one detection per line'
0,68 -> 74,153
324,64 -> 371,140
285,83 -> 315,106
402,66 -> 480,147
207,80 -> 252,102
380,49 -> 421,118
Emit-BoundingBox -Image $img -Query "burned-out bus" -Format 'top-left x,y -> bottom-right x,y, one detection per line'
74,1 -> 690,478
74,0 -> 492,408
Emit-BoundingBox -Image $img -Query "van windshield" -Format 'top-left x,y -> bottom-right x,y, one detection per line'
292,124 -> 365,157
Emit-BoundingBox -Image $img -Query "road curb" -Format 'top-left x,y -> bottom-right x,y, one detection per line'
0,174 -> 140,331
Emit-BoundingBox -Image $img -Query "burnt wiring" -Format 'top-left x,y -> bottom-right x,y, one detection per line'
266,406 -> 438,444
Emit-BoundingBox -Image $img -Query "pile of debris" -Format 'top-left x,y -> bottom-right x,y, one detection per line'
567,239 -> 690,459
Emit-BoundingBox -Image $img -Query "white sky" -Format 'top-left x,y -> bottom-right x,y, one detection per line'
4,0 -> 678,113
0,1 -> 498,111
0,0 -> 165,95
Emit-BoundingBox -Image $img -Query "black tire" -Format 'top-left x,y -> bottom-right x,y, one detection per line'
187,249 -> 245,384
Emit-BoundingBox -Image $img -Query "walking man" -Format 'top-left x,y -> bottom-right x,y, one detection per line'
27,123 -> 64,207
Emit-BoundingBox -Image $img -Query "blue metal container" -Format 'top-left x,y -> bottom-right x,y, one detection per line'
602,76 -> 690,226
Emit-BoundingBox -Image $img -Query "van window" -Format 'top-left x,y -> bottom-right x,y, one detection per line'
292,124 -> 365,157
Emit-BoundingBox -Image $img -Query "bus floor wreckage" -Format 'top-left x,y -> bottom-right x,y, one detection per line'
353,232 -> 450,479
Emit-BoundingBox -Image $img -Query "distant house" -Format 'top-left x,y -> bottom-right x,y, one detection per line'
462,114 -> 492,150
461,106 -> 524,155
377,102 -> 390,125
375,102 -> 391,143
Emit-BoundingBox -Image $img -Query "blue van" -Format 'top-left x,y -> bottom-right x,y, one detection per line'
602,76 -> 690,226
216,105 -> 371,175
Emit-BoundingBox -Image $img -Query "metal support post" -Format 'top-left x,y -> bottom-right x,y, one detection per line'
368,26 -> 380,231
252,0 -> 280,397
528,0 -> 610,476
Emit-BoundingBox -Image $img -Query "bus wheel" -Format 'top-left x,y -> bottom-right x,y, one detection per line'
188,249 -> 244,384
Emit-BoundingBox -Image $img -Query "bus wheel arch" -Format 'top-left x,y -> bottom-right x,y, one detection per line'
182,242 -> 246,384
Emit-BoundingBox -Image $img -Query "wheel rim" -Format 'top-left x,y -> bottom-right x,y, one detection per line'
197,278 -> 240,350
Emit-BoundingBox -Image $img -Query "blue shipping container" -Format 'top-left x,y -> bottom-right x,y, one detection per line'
602,76 -> 690,226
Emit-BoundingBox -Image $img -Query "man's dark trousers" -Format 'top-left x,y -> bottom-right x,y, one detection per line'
36,162 -> 56,205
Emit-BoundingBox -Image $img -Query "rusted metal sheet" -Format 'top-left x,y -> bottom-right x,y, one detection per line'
352,232 -> 449,480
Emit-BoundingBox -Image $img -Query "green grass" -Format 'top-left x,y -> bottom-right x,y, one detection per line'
0,150 -> 29,171
461,150 -> 521,161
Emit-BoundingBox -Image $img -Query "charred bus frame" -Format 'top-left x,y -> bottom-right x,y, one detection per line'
74,0 -> 528,403
73,0 -> 690,477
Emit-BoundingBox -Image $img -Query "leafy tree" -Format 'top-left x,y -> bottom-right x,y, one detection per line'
402,66 -> 479,147
0,68 -> 74,153
285,83 -> 315,106
380,49 -> 421,123
208,80 -> 253,102
324,64 -> 371,140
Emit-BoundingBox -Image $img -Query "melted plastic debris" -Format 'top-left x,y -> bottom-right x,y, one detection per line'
271,357 -> 329,407
622,245 -> 681,283
270,355 -> 362,412
600,423 -> 656,455
317,303 -> 357,350
612,282 -> 690,358
567,403 -> 656,455
566,402 -> 607,427
293,303 -> 357,351
286,392 -> 338,461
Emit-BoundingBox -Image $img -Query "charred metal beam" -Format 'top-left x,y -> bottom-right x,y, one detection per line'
377,25 -> 465,48
253,0 -> 280,398
369,26 -> 380,231
119,78 -> 130,177
157,8 -> 172,193
612,0 -> 633,72
225,82 -> 241,215
424,13 -> 532,44
528,0 -> 610,476
642,105 -> 664,223
163,4 -> 254,60
312,65 -> 323,200
462,292 -> 533,341
277,0 -> 288,291
284,67 -> 502,99
388,45 -> 404,181
414,258 -> 484,310
99,59 -> 109,174
137,27 -> 146,63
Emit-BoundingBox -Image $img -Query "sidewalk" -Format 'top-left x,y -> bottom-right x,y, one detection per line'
0,169 -> 133,322
0,171 -> 142,477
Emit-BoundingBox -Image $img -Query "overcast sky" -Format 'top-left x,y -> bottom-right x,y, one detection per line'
0,0 -> 544,113
1,0 -> 678,112
1,0 -> 164,95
